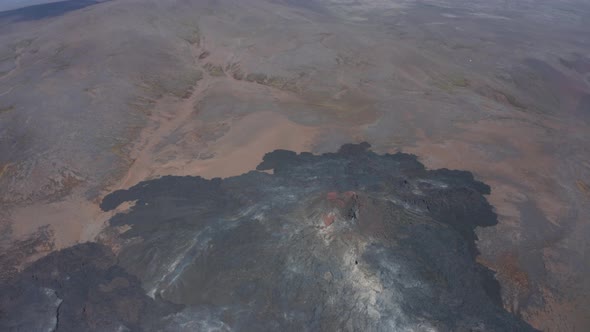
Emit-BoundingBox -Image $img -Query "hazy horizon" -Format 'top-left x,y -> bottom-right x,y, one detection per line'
0,0 -> 67,11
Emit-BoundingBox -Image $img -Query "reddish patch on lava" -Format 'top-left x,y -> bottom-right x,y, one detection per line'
326,191 -> 359,209
326,191 -> 345,208
343,191 -> 357,199
321,191 -> 363,228
323,213 -> 336,227
326,192 -> 339,200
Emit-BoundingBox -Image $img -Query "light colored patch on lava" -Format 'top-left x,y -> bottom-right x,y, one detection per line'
341,246 -> 384,320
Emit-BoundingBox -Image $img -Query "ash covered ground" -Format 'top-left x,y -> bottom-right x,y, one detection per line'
1,144 -> 535,331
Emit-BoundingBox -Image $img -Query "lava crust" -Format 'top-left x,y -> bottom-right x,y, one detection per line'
1,144 -> 536,331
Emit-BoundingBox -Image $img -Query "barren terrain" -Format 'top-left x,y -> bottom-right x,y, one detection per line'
1,0 -> 589,330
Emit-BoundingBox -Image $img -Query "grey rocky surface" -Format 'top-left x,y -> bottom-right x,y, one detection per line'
2,144 -> 536,331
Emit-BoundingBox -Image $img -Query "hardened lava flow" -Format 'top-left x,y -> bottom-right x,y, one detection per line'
1,144 -> 536,331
